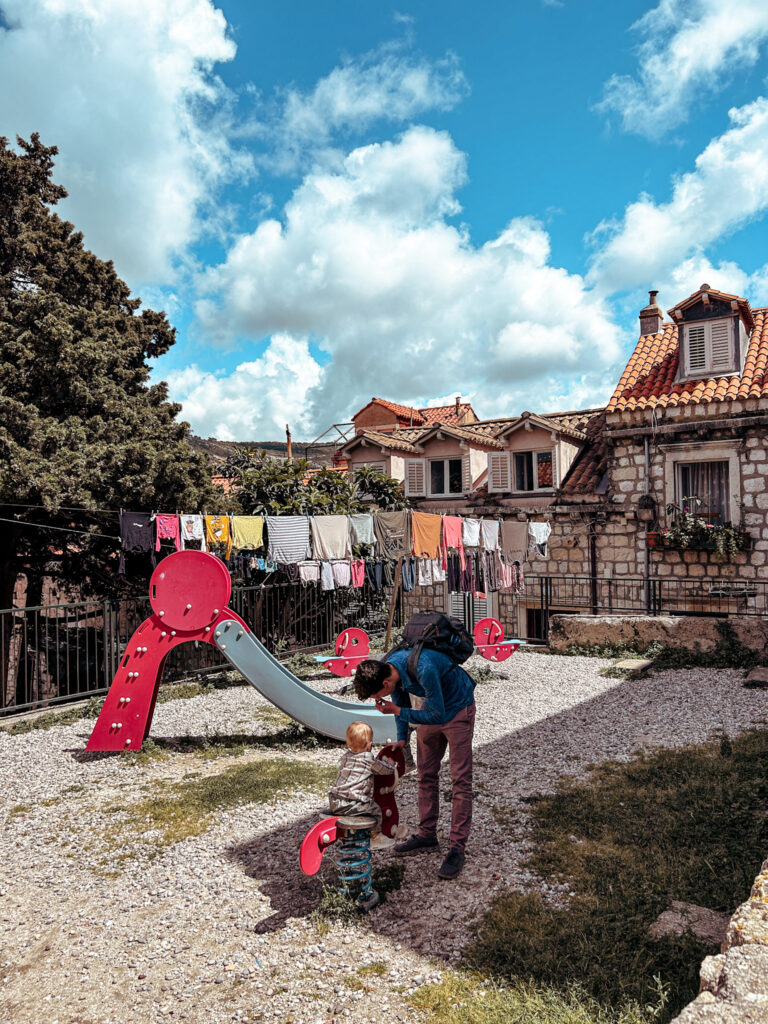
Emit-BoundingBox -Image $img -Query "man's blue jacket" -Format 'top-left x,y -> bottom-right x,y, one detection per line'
384,648 -> 475,743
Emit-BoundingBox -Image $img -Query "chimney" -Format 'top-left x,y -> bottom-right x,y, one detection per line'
455,395 -> 461,420
639,290 -> 663,335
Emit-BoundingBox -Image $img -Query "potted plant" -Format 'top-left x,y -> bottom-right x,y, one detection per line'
662,497 -> 750,558
636,493 -> 657,524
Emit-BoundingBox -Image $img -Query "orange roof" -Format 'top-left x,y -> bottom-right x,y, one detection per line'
607,307 -> 768,413
212,474 -> 238,493
419,403 -> 475,424
352,398 -> 426,424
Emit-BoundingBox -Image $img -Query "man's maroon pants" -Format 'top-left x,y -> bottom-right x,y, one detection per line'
415,702 -> 475,852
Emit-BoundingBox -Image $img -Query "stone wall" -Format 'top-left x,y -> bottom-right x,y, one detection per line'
548,613 -> 768,654
672,857 -> 768,1023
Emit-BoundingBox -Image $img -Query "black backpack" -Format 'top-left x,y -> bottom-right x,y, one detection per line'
388,610 -> 474,684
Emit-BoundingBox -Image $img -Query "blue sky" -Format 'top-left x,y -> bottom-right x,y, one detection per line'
2,0 -> 768,439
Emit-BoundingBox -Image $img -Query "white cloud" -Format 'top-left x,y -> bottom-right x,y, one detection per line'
588,96 -> 768,296
0,0 -> 249,282
166,335 -> 323,440
185,127 -> 625,437
252,43 -> 468,175
598,0 -> 768,137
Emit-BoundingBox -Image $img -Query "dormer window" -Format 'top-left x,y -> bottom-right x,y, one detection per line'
683,319 -> 735,377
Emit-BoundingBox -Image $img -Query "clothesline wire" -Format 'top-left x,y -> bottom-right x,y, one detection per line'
0,516 -> 119,541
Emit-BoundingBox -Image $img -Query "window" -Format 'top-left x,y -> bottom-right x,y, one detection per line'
684,319 -> 735,377
429,458 -> 463,496
358,460 -> 385,472
675,460 -> 730,523
513,450 -> 554,491
488,452 -> 511,492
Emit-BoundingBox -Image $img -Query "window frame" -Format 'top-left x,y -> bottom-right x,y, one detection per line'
511,448 -> 556,493
427,456 -> 466,497
661,441 -> 741,527
681,317 -> 737,379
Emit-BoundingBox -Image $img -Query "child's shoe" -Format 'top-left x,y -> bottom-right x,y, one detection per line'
369,830 -> 395,850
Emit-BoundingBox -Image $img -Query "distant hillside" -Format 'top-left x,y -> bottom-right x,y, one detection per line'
189,436 -> 340,468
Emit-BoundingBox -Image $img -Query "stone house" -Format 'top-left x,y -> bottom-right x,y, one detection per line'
351,397 -> 477,435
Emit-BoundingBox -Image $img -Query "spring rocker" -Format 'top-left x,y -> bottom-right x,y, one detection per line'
472,617 -> 524,662
299,744 -> 405,911
315,626 -> 372,677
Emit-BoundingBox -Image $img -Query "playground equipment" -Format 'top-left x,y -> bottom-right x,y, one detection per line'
86,551 -> 397,751
298,744 -> 405,910
316,627 -> 371,677
472,617 -> 524,662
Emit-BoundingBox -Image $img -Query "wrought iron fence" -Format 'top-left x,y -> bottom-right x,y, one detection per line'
522,574 -> 768,642
1,580 -> 401,717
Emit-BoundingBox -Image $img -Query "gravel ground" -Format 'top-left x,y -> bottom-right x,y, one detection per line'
2,651 -> 767,1024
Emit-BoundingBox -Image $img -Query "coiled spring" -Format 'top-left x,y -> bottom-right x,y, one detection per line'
336,826 -> 374,903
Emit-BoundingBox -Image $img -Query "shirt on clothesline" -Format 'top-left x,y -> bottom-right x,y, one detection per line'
266,516 -> 311,563
348,513 -> 375,550
441,515 -> 465,570
350,559 -> 365,587
310,515 -> 351,561
500,520 -> 528,563
204,515 -> 232,560
231,516 -> 264,552
480,519 -> 500,552
411,511 -> 442,559
528,521 -> 551,558
417,558 -> 433,587
373,511 -> 411,558
119,512 -> 154,573
179,514 -> 205,550
297,560 -> 320,584
331,560 -> 351,587
320,561 -> 335,591
462,517 -> 481,548
155,513 -> 181,552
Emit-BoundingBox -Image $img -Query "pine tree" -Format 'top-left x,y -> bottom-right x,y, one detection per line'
0,134 -> 219,613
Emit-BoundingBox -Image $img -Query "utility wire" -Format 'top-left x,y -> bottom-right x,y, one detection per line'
0,516 -> 119,540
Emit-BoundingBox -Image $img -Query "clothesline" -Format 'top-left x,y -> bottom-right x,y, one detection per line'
0,516 -> 119,540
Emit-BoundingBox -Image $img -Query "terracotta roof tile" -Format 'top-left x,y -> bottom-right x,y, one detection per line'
606,308 -> 768,413
558,412 -> 608,496
418,403 -> 475,424
352,398 -> 426,424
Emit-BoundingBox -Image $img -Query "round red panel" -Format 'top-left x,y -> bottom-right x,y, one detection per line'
334,627 -> 370,656
473,617 -> 504,648
149,551 -> 231,631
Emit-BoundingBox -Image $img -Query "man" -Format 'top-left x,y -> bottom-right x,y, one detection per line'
353,648 -> 476,880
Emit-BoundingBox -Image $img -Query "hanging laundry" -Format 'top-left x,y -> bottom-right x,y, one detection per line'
401,556 -> 416,592
500,520 -> 528,563
462,517 -> 481,548
511,563 -> 526,596
382,559 -> 395,587
497,558 -> 513,590
417,558 -> 433,587
310,515 -> 351,560
350,559 -> 365,588
441,515 -> 465,570
280,563 -> 300,584
179,514 -> 205,551
348,513 -> 375,550
528,521 -> 552,558
204,515 -> 232,560
154,514 -> 181,552
266,516 -> 311,563
411,511 -> 442,559
480,519 -> 500,552
446,553 -> 461,592
365,560 -> 381,592
231,516 -> 265,551
460,554 -> 474,593
373,511 -> 411,558
320,561 -> 335,591
431,558 -> 446,583
119,512 -> 154,573
331,560 -> 352,587
297,560 -> 320,585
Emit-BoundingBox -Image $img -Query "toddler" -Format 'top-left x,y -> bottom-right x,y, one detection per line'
329,722 -> 398,847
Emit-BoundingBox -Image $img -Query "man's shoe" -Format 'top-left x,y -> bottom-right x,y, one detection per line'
437,848 -> 465,879
394,833 -> 438,855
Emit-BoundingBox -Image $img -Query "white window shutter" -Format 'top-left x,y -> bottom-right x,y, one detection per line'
710,320 -> 732,371
686,325 -> 706,373
488,453 -> 510,492
405,458 -> 425,496
462,453 -> 472,494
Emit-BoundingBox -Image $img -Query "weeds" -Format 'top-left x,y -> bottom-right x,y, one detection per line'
466,728 -> 768,1021
0,696 -> 104,734
412,972 -> 666,1024
311,856 -> 406,926
104,758 -> 337,848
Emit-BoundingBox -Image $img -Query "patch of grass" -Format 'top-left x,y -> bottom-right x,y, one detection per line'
343,975 -> 371,992
8,803 -> 31,817
465,728 -> 768,1021
282,651 -> 332,679
312,885 -> 359,926
122,723 -> 339,765
357,961 -> 387,977
412,972 -> 664,1024
105,757 -> 337,847
0,696 -> 105,734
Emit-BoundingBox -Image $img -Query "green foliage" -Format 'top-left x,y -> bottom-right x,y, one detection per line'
661,497 -> 749,558
465,728 -> 768,1020
412,973 -> 664,1024
219,450 -> 408,515
0,134 -> 219,603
